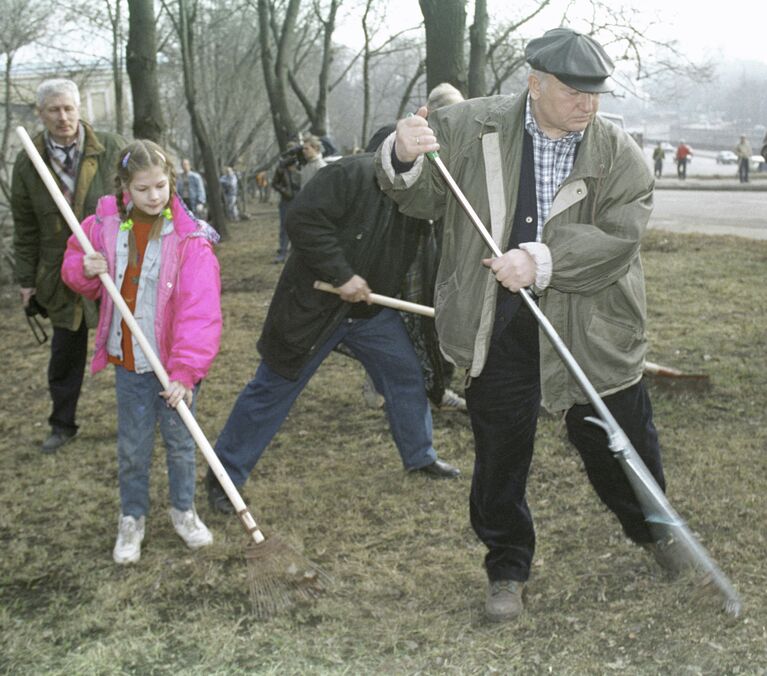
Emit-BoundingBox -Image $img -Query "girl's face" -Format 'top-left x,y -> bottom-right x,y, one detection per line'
128,165 -> 170,216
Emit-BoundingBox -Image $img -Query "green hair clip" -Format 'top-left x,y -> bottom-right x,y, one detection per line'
119,207 -> 171,232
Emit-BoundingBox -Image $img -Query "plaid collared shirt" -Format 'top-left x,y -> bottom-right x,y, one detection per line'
524,96 -> 583,240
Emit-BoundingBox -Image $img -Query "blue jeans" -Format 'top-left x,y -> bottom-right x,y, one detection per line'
114,366 -> 199,518
215,308 -> 437,486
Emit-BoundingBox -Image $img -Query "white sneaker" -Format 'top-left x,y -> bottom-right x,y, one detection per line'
169,507 -> 213,549
113,514 -> 145,564
361,373 -> 385,409
440,388 -> 467,411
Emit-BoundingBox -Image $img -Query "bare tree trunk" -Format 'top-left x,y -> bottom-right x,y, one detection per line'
0,52 -> 15,202
396,59 -> 427,120
126,0 -> 164,141
178,0 -> 227,237
258,0 -> 300,150
106,0 -> 125,135
468,0 -> 487,99
284,0 -> 338,139
419,0 -> 467,96
360,0 -> 373,147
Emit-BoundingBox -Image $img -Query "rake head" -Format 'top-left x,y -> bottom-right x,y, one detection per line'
646,526 -> 742,618
245,534 -> 331,619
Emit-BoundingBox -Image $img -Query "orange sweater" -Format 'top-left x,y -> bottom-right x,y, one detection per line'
108,212 -> 155,371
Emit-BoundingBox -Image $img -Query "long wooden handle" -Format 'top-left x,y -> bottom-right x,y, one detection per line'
313,280 -> 435,318
16,126 -> 264,544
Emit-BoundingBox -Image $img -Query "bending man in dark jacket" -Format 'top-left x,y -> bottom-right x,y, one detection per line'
206,127 -> 460,514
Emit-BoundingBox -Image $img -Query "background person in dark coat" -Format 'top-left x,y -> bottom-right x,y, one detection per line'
12,78 -> 125,453
206,127 -> 460,514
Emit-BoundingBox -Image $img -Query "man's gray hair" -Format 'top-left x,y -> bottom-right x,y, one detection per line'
303,134 -> 323,151
426,82 -> 464,112
36,79 -> 81,109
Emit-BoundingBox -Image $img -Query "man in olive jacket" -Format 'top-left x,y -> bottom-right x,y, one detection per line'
12,79 -> 125,453
206,127 -> 460,514
376,29 -> 670,622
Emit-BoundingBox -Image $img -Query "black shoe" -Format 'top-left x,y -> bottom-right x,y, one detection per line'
41,428 -> 78,454
413,459 -> 460,479
205,469 -> 236,515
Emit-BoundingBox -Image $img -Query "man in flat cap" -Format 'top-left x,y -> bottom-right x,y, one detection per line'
376,28 -> 671,622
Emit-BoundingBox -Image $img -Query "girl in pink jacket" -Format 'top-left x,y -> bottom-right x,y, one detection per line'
62,140 -> 222,565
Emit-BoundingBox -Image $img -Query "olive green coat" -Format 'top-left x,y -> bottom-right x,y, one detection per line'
12,122 -> 126,330
376,93 -> 654,412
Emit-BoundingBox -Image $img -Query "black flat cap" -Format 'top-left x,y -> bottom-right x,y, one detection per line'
525,27 -> 615,93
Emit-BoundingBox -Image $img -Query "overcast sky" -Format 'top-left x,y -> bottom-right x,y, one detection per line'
336,0 -> 767,64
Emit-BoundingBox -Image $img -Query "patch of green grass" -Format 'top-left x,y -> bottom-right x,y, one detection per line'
1,209 -> 765,674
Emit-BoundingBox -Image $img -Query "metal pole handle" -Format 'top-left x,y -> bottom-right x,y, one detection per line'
426,149 -> 741,616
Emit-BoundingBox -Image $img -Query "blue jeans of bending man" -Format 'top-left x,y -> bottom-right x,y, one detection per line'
214,307 -> 438,487
115,366 -> 199,518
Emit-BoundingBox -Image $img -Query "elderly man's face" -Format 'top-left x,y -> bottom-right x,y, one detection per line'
528,73 -> 600,139
38,93 -> 80,146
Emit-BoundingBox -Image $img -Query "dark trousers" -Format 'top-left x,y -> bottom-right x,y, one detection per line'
465,304 -> 665,583
48,320 -> 89,433
738,158 -> 749,183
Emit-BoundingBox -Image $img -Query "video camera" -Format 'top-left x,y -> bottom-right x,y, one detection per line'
25,295 -> 48,319
24,295 -> 48,345
278,144 -> 306,169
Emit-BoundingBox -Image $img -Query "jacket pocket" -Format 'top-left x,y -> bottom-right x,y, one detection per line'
434,270 -> 459,313
35,253 -> 73,315
271,283 -> 337,352
585,311 -> 644,373
434,270 -> 475,364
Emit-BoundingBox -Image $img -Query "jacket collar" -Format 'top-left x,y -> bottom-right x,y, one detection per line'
81,121 -> 106,157
475,90 -> 612,181
33,119 -> 105,160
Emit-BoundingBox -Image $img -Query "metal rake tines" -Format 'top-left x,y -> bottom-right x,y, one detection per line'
245,536 -> 332,619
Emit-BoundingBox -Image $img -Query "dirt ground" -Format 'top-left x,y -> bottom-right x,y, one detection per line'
0,204 -> 765,674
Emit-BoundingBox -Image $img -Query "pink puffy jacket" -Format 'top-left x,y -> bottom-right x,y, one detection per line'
61,193 -> 222,388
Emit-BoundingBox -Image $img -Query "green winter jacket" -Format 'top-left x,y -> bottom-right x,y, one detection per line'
12,122 -> 126,330
375,92 -> 654,412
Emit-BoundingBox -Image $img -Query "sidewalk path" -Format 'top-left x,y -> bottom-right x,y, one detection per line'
650,187 -> 766,240
655,176 -> 767,191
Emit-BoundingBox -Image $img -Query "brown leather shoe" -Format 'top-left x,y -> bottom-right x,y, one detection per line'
485,580 -> 525,622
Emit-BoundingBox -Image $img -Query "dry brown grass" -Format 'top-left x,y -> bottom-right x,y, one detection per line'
0,203 -> 765,674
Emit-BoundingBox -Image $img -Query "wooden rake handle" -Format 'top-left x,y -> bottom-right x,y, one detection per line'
15,126 -> 264,544
313,281 -> 435,318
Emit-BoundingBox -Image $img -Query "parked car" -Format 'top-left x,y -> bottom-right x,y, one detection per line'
749,155 -> 765,171
716,150 -> 738,165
